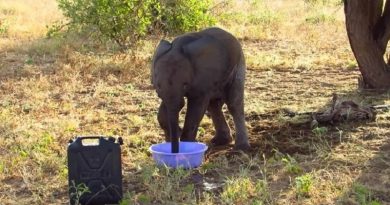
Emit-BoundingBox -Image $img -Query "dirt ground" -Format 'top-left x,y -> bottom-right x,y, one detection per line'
1,0 -> 390,204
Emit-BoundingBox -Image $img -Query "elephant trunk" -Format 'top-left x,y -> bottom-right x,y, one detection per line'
167,109 -> 180,153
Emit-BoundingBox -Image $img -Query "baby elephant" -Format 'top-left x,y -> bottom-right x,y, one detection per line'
151,27 -> 250,151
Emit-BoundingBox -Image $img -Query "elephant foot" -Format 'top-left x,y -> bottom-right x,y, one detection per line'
211,132 -> 232,146
234,142 -> 251,151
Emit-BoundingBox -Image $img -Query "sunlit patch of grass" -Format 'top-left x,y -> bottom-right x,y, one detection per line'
214,0 -> 283,39
0,0 -> 63,38
133,163 -> 197,203
221,176 -> 269,204
2,129 -> 65,196
305,11 -> 336,24
128,133 -> 156,151
245,51 -> 288,70
0,160 -> 5,175
61,119 -> 79,133
206,154 -> 271,204
34,132 -> 54,152
303,0 -> 342,26
295,173 -> 313,198
303,0 -> 343,7
127,114 -> 144,128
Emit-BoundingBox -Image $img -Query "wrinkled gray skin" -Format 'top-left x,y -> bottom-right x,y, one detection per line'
151,27 -> 250,151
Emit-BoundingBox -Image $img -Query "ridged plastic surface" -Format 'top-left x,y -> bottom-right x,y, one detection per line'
68,136 -> 122,205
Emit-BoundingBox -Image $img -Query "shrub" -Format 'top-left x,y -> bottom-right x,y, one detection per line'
57,0 -> 157,48
161,0 -> 215,33
56,0 -> 215,49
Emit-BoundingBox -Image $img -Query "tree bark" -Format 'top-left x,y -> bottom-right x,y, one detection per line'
344,0 -> 390,89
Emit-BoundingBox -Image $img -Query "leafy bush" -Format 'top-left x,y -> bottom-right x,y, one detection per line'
56,0 -> 215,49
162,0 -> 215,33
57,0 -> 157,48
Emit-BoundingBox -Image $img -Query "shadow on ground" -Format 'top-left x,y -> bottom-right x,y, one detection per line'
200,75 -> 390,204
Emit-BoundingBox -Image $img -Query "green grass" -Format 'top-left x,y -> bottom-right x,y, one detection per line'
350,184 -> 382,205
0,0 -> 389,204
221,176 -> 269,204
306,12 -> 336,24
281,154 -> 303,175
0,19 -> 9,36
295,173 -> 313,198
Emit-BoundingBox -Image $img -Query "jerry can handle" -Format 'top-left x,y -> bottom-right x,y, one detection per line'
69,136 -> 121,145
80,136 -> 104,146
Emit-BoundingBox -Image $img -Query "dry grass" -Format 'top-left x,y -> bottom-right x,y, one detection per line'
0,0 -> 62,38
0,0 -> 389,204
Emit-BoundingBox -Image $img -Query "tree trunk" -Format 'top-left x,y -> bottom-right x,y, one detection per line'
344,0 -> 390,89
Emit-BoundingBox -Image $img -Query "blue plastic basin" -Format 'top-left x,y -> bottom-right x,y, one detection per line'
149,142 -> 208,169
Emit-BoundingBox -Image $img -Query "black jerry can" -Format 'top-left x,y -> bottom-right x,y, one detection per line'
68,136 -> 123,205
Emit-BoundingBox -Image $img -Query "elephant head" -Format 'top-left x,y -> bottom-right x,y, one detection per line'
151,39 -> 195,153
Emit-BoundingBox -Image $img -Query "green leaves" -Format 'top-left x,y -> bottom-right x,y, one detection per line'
56,0 -> 215,49
57,0 -> 158,48
163,0 -> 215,33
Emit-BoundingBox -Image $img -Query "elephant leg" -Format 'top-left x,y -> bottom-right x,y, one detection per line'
158,102 -> 182,142
208,99 -> 232,145
181,97 -> 209,142
226,67 -> 250,150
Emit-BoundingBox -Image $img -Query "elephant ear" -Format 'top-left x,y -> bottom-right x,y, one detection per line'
151,40 -> 172,83
153,40 -> 172,61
